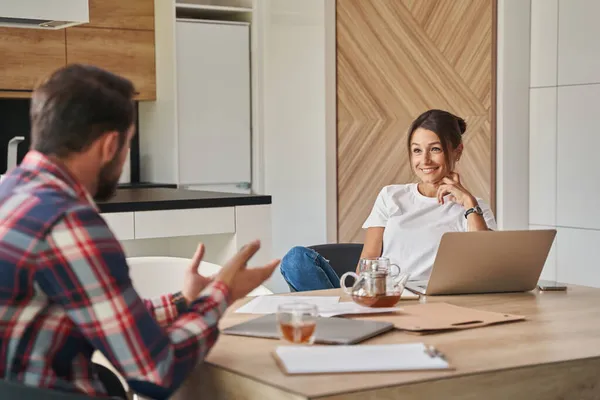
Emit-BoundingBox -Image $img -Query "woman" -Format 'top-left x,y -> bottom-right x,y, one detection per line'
280,109 -> 497,292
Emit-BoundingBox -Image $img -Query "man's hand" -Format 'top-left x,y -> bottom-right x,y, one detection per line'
217,240 -> 280,302
181,243 -> 214,305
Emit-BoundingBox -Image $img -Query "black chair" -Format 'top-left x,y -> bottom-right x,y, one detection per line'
95,363 -> 128,400
307,243 -> 364,279
0,379 -> 97,400
0,364 -> 127,400
283,243 -> 364,292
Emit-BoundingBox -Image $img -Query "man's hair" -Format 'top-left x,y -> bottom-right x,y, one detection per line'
30,64 -> 136,157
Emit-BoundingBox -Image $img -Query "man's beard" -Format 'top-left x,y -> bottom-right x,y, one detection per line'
94,155 -> 121,201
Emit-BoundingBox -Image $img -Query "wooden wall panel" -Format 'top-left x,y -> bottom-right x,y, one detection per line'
337,0 -> 496,243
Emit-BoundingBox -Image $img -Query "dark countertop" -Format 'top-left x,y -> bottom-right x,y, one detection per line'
117,182 -> 177,189
98,188 -> 272,213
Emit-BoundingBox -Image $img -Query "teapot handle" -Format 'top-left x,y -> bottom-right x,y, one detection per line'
389,264 -> 409,287
339,271 -> 358,294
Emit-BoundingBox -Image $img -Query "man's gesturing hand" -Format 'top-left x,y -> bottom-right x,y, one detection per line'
217,240 -> 280,302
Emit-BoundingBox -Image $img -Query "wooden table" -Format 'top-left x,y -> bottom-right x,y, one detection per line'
172,286 -> 600,399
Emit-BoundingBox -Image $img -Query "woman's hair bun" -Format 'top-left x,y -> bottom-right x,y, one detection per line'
457,118 -> 467,135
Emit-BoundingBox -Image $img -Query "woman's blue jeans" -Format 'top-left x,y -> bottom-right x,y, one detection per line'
279,246 -> 341,291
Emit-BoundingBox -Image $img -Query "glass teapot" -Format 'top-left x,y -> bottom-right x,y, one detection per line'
340,257 -> 409,308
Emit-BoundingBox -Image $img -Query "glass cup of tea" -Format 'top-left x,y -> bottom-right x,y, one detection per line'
276,303 -> 318,345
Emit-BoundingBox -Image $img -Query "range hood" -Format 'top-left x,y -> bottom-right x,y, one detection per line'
0,0 -> 89,29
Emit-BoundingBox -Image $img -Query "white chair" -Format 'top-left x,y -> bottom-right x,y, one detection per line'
125,256 -> 273,298
93,256 -> 272,399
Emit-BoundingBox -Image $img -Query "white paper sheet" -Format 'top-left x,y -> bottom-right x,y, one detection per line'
235,289 -> 417,316
235,296 -> 340,314
317,302 -> 402,318
274,343 -> 450,374
401,288 -> 420,299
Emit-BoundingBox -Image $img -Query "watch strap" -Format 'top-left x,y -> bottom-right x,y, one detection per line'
464,205 -> 483,219
172,291 -> 189,314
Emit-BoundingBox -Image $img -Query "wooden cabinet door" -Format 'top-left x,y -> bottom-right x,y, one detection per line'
85,0 -> 154,30
0,28 -> 66,93
66,28 -> 156,100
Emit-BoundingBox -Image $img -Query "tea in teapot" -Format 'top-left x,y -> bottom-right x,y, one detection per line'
340,258 -> 409,308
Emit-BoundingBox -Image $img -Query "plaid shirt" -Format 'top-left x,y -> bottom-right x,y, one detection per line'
0,151 -> 230,398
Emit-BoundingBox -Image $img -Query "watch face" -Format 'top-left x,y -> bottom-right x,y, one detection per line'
476,206 -> 483,214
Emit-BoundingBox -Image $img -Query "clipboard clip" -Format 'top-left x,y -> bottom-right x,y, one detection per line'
424,345 -> 446,360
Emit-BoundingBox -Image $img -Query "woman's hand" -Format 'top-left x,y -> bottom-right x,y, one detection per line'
437,172 -> 490,231
436,172 -> 477,209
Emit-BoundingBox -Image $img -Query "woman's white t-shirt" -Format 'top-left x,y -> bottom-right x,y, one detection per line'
362,183 -> 497,280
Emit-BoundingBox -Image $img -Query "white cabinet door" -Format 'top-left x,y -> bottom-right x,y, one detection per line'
101,212 -> 135,241
556,227 -> 600,288
176,20 -> 251,186
558,0 -> 600,85
557,84 -> 600,230
134,208 -> 235,239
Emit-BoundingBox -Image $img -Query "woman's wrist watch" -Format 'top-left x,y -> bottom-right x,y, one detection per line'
464,205 -> 483,219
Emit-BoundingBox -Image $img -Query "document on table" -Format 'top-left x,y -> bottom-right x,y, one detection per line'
235,295 -> 340,314
273,343 -> 451,374
317,302 -> 402,317
235,289 -> 417,316
400,288 -> 420,299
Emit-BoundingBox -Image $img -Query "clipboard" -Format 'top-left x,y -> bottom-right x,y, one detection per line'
272,343 -> 452,375
356,302 -> 525,334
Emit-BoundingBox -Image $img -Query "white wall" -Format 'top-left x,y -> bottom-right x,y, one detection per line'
138,0 -> 178,184
496,0 -> 531,231
260,0 -> 337,260
528,0 -> 600,287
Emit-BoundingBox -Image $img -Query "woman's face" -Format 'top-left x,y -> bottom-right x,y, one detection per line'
410,128 -> 459,184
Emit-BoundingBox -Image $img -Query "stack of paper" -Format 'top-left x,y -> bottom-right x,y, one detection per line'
235,295 -> 406,318
235,292 -> 421,317
317,302 -> 402,317
273,343 -> 451,374
235,296 -> 340,314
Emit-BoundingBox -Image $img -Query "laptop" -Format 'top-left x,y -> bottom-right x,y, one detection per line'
222,313 -> 394,345
405,229 -> 557,296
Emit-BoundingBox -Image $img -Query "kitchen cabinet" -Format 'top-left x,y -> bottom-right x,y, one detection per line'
101,208 -> 235,241
102,212 -> 135,241
176,20 -> 251,186
134,208 -> 235,239
85,0 -> 154,30
66,28 -> 156,100
0,28 -> 66,94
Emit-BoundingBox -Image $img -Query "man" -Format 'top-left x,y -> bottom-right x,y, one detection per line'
0,64 -> 278,399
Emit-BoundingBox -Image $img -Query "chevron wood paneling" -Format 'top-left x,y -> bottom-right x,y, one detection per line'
337,0 -> 496,243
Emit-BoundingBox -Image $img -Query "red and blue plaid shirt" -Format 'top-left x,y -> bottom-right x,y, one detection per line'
0,151 -> 230,398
